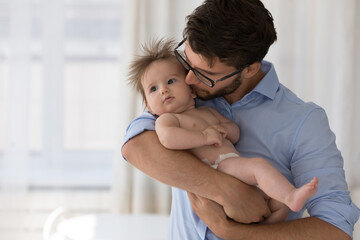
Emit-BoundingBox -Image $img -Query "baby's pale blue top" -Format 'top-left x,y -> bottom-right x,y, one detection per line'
122,61 -> 360,239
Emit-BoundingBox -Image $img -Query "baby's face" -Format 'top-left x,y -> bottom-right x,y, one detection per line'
142,59 -> 196,116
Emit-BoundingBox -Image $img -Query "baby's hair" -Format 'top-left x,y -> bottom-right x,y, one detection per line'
128,37 -> 181,103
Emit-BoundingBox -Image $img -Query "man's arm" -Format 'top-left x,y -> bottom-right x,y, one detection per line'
122,130 -> 271,223
186,108 -> 355,239
187,193 -> 351,240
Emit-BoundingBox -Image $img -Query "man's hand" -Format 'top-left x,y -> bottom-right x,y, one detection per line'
188,192 -> 232,238
216,177 -> 271,223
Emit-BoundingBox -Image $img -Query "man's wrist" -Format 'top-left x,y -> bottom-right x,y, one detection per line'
214,218 -> 247,240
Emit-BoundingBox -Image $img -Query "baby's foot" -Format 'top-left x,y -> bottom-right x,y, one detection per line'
286,177 -> 318,212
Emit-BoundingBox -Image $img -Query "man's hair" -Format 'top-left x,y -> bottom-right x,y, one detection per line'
128,38 -> 181,102
184,0 -> 277,68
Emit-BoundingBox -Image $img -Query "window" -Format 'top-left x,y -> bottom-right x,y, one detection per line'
0,0 -> 124,190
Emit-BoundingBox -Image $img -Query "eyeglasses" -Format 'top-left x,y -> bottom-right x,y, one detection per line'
174,39 -> 248,88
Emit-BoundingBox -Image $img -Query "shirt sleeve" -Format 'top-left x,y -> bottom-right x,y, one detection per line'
121,111 -> 156,161
290,106 -> 360,238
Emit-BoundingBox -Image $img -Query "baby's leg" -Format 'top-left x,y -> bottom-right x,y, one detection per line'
262,199 -> 289,224
217,156 -> 318,212
284,177 -> 318,212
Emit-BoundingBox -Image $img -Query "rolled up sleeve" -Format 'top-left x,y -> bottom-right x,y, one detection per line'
121,111 -> 156,160
290,107 -> 360,238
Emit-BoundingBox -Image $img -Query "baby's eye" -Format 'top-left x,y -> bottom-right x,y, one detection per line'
168,79 -> 176,84
150,86 -> 157,92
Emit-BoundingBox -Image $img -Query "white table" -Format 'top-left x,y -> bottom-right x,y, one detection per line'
49,213 -> 170,240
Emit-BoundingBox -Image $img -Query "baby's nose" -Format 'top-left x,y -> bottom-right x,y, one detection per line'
160,86 -> 168,94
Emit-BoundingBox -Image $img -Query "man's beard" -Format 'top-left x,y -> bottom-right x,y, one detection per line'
193,75 -> 242,100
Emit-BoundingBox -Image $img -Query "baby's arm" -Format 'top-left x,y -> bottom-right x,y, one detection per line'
206,107 -> 240,144
155,113 -> 224,150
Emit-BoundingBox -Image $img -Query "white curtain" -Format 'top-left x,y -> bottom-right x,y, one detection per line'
263,0 -> 360,189
112,0 -> 203,214
114,0 -> 360,221
2,0 -> 31,194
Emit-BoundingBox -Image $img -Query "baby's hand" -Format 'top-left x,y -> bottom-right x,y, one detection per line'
211,124 -> 228,139
202,125 -> 227,147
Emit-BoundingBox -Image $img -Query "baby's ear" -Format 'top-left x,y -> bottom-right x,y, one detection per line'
144,100 -> 153,114
146,104 -> 153,114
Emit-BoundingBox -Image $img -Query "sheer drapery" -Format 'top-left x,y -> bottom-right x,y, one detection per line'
263,0 -> 360,188
112,0 -> 203,214
1,0 -> 32,207
115,0 -> 360,219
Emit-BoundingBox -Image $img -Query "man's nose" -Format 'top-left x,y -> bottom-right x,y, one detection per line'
185,70 -> 200,85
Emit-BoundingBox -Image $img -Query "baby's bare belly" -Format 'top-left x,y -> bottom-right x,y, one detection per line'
191,140 -> 238,164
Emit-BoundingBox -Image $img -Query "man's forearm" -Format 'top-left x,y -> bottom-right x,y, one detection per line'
122,130 -> 221,199
188,193 -> 351,240
222,217 -> 350,240
122,130 -> 271,223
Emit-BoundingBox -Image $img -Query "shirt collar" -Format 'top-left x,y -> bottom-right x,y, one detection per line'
252,60 -> 280,100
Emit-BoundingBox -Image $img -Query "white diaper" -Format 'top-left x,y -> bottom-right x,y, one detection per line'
202,152 -> 239,169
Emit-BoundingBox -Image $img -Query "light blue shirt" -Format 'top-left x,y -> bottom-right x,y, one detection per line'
122,61 -> 360,239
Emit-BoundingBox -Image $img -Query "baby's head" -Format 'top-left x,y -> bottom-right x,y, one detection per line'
128,38 -> 195,116
128,38 -> 184,103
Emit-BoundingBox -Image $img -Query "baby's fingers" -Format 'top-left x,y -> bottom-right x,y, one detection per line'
212,125 -> 227,137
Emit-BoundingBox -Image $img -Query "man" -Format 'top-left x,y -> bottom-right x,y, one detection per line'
122,0 -> 360,239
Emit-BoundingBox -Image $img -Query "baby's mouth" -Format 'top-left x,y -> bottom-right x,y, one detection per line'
163,96 -> 174,103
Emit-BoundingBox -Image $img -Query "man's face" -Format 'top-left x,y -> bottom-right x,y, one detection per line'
183,42 -> 243,100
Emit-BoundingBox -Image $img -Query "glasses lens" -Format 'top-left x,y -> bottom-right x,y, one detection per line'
175,41 -> 214,87
193,71 -> 213,87
175,51 -> 190,71
175,50 -> 213,87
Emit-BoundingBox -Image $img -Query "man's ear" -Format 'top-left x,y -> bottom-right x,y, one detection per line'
190,88 -> 197,99
243,62 -> 261,79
